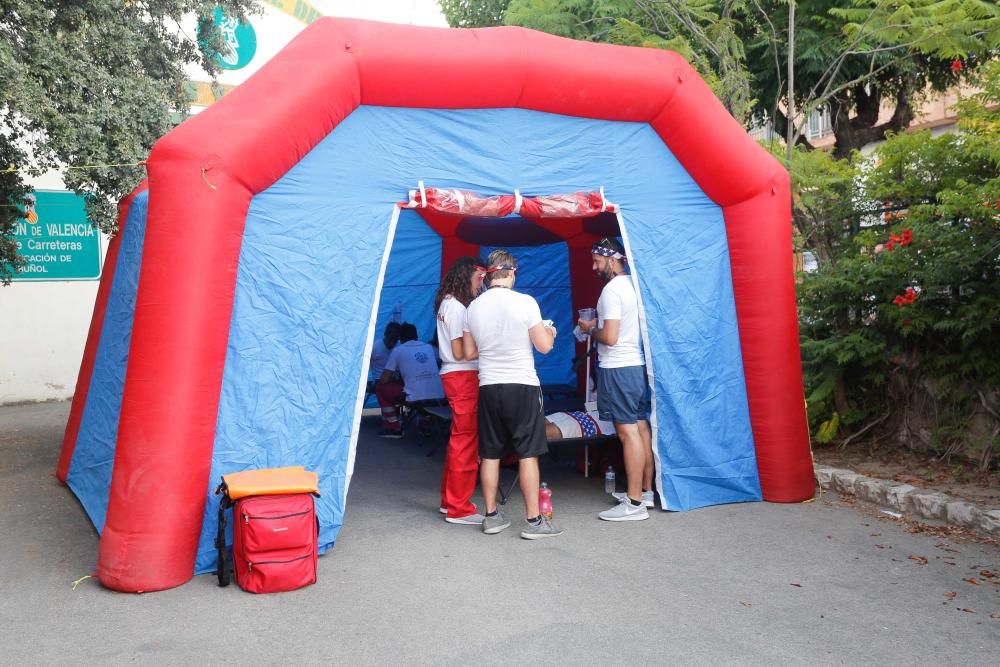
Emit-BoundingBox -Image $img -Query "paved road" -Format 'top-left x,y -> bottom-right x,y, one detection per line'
2,401 -> 998,664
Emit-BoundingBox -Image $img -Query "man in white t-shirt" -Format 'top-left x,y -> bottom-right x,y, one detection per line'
375,323 -> 445,437
463,249 -> 563,540
578,237 -> 654,521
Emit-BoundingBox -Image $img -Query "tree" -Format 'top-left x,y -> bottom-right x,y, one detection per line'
474,0 -> 997,159
633,0 -> 999,159
0,0 -> 258,284
439,0 -> 512,27
794,61 -> 999,462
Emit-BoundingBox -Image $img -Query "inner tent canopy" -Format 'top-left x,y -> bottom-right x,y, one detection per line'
55,19 -> 814,593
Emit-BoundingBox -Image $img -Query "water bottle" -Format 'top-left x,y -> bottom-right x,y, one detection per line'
604,466 -> 616,494
391,302 -> 402,323
538,482 -> 553,520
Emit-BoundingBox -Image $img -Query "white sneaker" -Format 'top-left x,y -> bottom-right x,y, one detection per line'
599,497 -> 649,522
438,507 -> 447,514
612,490 -> 655,508
445,512 -> 485,525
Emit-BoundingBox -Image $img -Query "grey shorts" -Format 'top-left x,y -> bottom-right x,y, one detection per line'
597,365 -> 650,425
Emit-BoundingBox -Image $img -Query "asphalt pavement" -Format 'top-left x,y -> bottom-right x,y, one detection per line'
1,401 -> 997,665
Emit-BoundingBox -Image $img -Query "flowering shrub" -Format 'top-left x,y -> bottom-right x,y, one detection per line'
788,62 -> 1000,464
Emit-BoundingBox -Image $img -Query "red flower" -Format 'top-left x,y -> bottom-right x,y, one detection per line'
902,319 -> 911,327
900,229 -> 913,246
893,288 -> 919,307
887,239 -> 896,251
951,60 -> 963,72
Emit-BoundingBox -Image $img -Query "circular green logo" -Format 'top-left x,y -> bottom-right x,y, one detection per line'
211,7 -> 256,70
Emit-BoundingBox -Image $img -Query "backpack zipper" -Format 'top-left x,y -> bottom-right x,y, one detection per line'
242,509 -> 310,523
247,553 -> 310,572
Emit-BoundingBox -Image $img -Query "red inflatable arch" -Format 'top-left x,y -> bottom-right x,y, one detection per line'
59,19 -> 812,592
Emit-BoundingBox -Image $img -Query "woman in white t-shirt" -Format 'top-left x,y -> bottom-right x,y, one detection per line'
434,257 -> 486,525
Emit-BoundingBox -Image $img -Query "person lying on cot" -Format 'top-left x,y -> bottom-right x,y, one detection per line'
375,322 -> 445,438
543,408 -> 614,441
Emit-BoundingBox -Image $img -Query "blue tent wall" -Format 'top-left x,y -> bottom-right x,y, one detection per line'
374,210 -> 442,346
66,191 -> 150,531
194,106 -> 760,572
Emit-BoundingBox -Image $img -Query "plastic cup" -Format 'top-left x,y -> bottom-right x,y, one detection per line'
578,307 -> 596,322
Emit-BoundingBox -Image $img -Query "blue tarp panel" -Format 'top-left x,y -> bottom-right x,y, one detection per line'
193,106 -> 759,572
375,210 -> 442,358
67,191 -> 150,531
480,242 -> 575,387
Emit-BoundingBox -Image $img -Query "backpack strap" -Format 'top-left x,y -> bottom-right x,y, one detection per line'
214,479 -> 231,587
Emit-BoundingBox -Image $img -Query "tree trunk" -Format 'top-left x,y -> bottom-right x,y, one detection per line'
832,86 -> 914,159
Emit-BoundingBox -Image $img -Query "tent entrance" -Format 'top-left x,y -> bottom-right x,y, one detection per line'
347,194 -> 664,507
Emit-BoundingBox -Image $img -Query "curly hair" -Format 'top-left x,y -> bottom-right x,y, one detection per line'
435,256 -> 483,311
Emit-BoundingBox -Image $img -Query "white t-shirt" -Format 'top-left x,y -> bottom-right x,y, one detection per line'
370,339 -> 392,378
596,274 -> 645,368
385,340 -> 445,401
436,296 -> 478,375
465,287 -> 543,387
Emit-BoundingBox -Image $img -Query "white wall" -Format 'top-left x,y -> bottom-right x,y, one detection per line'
0,279 -> 102,403
2,167 -> 109,404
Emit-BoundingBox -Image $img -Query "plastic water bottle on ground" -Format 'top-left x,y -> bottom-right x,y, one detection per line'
604,466 -> 616,494
391,302 -> 403,323
539,482 -> 553,520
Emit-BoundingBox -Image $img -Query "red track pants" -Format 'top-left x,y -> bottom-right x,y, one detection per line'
375,381 -> 404,431
439,370 -> 479,518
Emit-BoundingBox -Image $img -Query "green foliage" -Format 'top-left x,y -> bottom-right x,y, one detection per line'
439,0 -> 512,27
742,0 -> 997,155
793,61 -> 1000,450
0,0 -> 257,284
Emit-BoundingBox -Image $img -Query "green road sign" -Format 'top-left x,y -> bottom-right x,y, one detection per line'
10,191 -> 101,281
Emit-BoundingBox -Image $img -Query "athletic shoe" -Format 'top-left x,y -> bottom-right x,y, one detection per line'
438,507 -> 447,515
612,490 -> 655,508
378,428 -> 403,439
520,515 -> 564,539
482,510 -> 510,535
445,512 -> 485,525
599,498 -> 649,522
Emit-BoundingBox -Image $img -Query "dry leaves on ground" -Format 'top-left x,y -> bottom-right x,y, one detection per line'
909,555 -> 929,565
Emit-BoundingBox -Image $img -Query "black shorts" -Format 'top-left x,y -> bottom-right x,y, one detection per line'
478,383 -> 548,460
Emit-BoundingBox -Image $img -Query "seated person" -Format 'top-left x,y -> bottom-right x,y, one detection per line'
369,321 -> 402,387
375,323 -> 446,437
544,408 -> 615,441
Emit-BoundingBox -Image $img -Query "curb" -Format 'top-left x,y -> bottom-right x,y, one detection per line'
815,465 -> 1000,539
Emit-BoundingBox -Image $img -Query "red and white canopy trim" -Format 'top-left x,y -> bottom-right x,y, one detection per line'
400,182 -> 617,217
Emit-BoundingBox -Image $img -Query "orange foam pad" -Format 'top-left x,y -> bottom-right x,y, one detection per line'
222,466 -> 319,500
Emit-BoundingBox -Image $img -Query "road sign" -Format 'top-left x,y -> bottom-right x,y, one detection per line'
9,191 -> 102,281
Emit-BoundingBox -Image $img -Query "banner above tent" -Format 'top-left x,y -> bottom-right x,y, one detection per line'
401,183 -> 617,219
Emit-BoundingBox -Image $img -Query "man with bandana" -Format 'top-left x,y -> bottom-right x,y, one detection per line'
463,249 -> 564,539
578,238 -> 655,521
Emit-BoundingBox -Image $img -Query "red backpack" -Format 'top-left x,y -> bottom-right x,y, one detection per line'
215,467 -> 320,594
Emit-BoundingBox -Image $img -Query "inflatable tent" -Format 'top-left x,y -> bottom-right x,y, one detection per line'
56,19 -> 813,593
